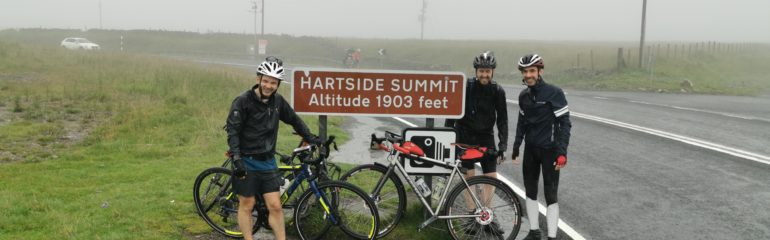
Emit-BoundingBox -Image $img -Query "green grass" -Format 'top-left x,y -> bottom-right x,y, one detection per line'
3,28 -> 768,95
0,41 -> 346,239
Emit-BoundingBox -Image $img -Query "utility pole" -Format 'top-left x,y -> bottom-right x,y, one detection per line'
261,0 -> 265,36
638,0 -> 647,68
250,1 -> 258,44
99,1 -> 103,29
419,0 -> 427,40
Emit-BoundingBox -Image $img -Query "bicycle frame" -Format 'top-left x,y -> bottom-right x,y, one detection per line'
215,146 -> 341,224
373,146 -> 486,229
285,161 -> 341,224
204,159 -> 342,237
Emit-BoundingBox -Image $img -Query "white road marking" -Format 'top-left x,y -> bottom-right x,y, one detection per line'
626,100 -> 770,123
393,117 -> 418,127
507,99 -> 770,165
495,172 -> 587,240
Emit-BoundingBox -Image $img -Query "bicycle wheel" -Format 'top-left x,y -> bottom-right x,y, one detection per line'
339,163 -> 406,238
294,180 -> 380,240
443,176 -> 522,240
193,167 -> 261,238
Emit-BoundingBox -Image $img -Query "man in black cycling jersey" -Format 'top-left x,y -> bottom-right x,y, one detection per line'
445,51 -> 508,234
225,57 -> 320,240
510,54 -> 572,240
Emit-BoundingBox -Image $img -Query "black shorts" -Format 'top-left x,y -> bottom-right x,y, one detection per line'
232,170 -> 283,197
457,131 -> 497,174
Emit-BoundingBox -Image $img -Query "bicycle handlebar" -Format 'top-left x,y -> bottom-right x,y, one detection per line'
384,131 -> 402,143
296,135 -> 337,164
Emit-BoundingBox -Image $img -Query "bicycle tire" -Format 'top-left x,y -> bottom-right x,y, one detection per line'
293,180 -> 380,240
339,163 -> 406,238
443,176 -> 522,240
193,167 -> 261,238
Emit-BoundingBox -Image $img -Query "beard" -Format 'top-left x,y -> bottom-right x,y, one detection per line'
522,77 -> 538,85
258,85 -> 274,99
478,75 -> 492,84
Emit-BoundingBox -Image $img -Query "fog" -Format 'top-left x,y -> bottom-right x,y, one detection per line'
1,0 -> 769,42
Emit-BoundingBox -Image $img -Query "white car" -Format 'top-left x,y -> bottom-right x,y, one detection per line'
60,38 -> 100,50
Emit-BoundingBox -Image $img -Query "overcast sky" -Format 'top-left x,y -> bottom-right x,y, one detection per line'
1,0 -> 768,42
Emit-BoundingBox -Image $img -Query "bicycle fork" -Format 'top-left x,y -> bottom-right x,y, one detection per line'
309,181 -> 340,225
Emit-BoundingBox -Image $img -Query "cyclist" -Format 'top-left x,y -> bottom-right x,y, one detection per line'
510,54 -> 572,240
445,51 -> 508,233
352,48 -> 361,67
225,57 -> 320,240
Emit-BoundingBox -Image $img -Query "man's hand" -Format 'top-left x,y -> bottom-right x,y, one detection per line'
554,155 -> 567,171
306,135 -> 323,146
496,150 -> 506,164
510,148 -> 521,165
233,154 -> 247,179
318,144 -> 329,158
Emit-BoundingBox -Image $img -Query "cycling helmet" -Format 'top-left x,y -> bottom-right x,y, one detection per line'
264,56 -> 283,66
473,51 -> 497,69
518,54 -> 545,70
256,60 -> 284,81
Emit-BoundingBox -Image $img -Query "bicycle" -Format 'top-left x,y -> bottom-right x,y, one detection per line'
340,131 -> 523,239
193,136 -> 379,239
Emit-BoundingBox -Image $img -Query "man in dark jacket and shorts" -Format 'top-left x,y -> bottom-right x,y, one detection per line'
225,57 -> 320,240
445,51 -> 509,233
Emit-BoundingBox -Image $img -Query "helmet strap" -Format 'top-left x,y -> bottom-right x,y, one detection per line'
258,85 -> 272,100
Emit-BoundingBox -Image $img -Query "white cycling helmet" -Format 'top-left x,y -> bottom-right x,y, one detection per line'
256,60 -> 284,81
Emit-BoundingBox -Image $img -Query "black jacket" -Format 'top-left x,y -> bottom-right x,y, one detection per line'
513,78 -> 572,155
445,78 -> 509,152
225,85 -> 314,159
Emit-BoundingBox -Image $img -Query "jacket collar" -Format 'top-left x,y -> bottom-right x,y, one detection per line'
250,84 -> 275,105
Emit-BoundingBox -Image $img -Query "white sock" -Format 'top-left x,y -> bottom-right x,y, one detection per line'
526,198 -> 539,230
547,203 -> 559,238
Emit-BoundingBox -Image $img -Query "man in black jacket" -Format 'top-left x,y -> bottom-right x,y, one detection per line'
510,54 -> 572,240
445,51 -> 508,233
225,57 -> 319,240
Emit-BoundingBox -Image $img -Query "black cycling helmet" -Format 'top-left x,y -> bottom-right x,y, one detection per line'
518,54 -> 545,70
473,51 -> 497,69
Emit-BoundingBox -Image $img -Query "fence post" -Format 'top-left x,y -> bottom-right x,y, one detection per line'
617,48 -> 625,70
577,53 -> 581,68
